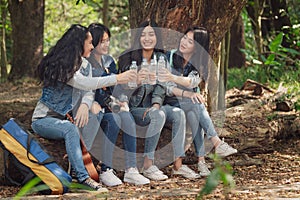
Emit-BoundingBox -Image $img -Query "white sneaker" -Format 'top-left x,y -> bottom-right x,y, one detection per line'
198,161 -> 211,176
215,138 -> 238,157
124,167 -> 150,185
142,165 -> 168,181
172,165 -> 200,179
100,169 -> 122,187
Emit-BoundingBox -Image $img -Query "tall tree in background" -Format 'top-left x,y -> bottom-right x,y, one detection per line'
246,0 -> 292,58
0,0 -> 8,80
229,15 -> 246,68
128,0 -> 247,111
7,0 -> 44,81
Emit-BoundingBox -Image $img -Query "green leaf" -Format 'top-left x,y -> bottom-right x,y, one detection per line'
198,169 -> 220,198
14,177 -> 43,198
282,47 -> 300,55
269,32 -> 284,52
264,54 -> 275,65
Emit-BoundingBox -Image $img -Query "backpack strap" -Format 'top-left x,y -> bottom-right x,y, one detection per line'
26,134 -> 55,165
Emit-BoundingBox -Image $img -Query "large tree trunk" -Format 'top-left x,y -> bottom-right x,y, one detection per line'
128,0 -> 247,111
229,15 -> 246,68
8,0 -> 44,81
0,0 -> 8,80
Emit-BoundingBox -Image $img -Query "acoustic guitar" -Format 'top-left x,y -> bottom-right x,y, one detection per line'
66,113 -> 99,182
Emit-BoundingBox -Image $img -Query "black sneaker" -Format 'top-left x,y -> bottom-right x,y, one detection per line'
81,177 -> 108,192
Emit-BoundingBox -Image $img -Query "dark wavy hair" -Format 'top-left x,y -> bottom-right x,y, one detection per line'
118,20 -> 164,72
36,24 -> 89,87
88,23 -> 111,47
173,26 -> 210,81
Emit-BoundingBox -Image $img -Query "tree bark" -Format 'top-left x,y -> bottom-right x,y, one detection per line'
0,0 -> 8,80
8,0 -> 44,81
102,0 -> 109,26
229,15 -> 246,68
128,0 -> 247,111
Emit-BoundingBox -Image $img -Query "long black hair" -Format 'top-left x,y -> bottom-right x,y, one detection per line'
173,26 -> 210,81
88,23 -> 111,47
118,20 -> 164,72
36,24 -> 89,87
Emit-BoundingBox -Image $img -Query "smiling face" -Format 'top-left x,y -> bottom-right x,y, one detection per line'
82,32 -> 94,58
179,31 -> 195,57
94,31 -> 110,55
140,25 -> 157,51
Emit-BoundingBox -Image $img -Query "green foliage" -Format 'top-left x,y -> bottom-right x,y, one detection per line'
230,8 -> 300,112
44,0 -> 129,54
14,177 -> 46,199
14,176 -> 107,199
197,154 -> 235,199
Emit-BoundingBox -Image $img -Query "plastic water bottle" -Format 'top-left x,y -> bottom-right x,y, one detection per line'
157,55 -> 166,82
141,58 -> 149,84
149,59 -> 157,85
128,61 -> 137,88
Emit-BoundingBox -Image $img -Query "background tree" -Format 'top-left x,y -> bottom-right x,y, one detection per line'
0,0 -> 8,80
229,15 -> 246,68
7,0 -> 44,81
128,0 -> 247,111
1,0 -> 298,111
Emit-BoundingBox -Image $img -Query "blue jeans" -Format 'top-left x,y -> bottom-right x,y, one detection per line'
179,100 -> 218,157
100,111 -> 137,169
80,112 -> 101,151
31,117 -> 89,182
130,107 -> 166,160
160,105 -> 186,158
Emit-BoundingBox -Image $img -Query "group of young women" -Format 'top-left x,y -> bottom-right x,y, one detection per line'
31,20 -> 237,192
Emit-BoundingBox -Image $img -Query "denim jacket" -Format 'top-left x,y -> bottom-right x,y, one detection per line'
39,58 -> 92,116
87,53 -> 117,108
163,50 -> 201,106
116,52 -> 167,109
129,83 -> 166,108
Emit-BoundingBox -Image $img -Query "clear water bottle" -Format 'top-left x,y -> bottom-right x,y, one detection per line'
157,55 -> 166,82
128,61 -> 137,88
141,58 -> 149,84
149,59 -> 157,85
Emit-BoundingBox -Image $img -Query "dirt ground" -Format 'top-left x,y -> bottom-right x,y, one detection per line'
0,78 -> 299,199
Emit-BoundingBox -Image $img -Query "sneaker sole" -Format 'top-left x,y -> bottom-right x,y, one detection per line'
171,171 -> 201,179
143,174 -> 168,181
124,177 -> 150,185
216,150 -> 238,157
96,188 -> 109,193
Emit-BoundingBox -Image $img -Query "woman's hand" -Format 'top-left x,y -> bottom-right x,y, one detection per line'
75,103 -> 89,128
137,67 -> 150,84
117,70 -> 137,84
119,101 -> 129,112
186,91 -> 205,104
152,103 -> 160,110
91,101 -> 102,114
157,67 -> 173,82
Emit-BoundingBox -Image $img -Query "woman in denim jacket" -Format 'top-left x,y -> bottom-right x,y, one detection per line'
86,23 -> 150,186
118,20 -> 200,180
159,27 -> 237,177
31,24 -> 136,191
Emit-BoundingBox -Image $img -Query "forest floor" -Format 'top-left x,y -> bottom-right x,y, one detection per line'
0,78 -> 299,200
